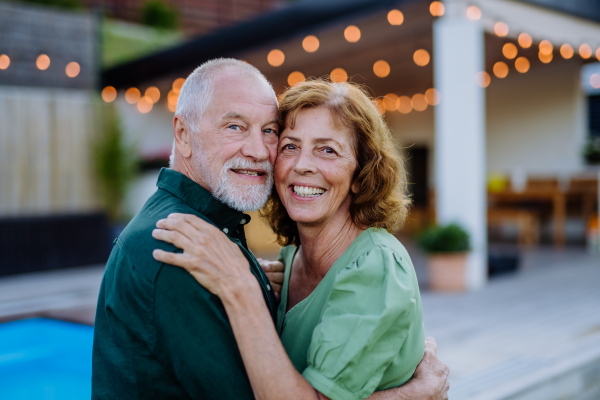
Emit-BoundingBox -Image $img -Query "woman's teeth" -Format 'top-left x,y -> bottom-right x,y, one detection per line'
293,185 -> 325,197
236,170 -> 260,176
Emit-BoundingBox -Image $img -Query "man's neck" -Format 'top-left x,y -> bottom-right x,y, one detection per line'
172,160 -> 211,193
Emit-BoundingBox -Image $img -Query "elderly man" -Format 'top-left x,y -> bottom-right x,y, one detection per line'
92,58 -> 449,399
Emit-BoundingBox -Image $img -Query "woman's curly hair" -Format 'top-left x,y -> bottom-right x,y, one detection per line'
261,79 -> 411,246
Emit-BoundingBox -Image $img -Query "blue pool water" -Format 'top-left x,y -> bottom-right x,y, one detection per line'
0,318 -> 93,400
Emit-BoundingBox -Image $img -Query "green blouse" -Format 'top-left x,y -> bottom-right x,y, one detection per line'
277,228 -> 425,400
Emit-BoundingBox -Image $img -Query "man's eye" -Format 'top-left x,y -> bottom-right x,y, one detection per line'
264,128 -> 278,135
229,125 -> 241,130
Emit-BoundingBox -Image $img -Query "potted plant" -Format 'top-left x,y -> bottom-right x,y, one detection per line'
583,136 -> 600,165
417,223 -> 471,291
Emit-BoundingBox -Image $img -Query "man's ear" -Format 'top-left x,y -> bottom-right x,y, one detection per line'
173,116 -> 192,158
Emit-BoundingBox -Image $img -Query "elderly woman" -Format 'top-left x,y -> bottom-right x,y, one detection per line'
153,80 -> 429,400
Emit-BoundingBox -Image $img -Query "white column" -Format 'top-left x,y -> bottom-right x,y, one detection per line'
433,6 -> 487,289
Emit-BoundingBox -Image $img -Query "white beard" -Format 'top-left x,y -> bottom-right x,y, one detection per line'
210,157 -> 273,212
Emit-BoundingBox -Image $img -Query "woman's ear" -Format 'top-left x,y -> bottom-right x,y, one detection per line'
351,179 -> 360,194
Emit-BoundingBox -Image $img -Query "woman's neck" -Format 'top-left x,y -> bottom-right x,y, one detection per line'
296,210 -> 364,280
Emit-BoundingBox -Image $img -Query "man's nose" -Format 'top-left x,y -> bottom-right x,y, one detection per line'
241,127 -> 270,161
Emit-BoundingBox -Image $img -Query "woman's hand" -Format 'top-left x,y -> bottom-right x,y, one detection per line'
257,258 -> 284,301
152,213 -> 258,298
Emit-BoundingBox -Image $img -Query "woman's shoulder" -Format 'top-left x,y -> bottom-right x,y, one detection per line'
349,228 -> 412,267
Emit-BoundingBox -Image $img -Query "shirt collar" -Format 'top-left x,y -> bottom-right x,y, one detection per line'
156,168 -> 251,234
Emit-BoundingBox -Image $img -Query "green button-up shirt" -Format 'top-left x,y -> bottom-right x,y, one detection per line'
92,168 -> 276,399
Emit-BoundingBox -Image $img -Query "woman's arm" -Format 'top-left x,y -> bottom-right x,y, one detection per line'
152,213 -> 448,400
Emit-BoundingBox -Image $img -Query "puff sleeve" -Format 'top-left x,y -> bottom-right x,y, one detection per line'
301,246 -> 422,400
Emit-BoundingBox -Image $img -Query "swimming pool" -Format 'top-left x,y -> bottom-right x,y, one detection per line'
0,318 -> 93,399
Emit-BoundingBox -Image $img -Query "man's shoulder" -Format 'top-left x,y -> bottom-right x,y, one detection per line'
115,188 -> 205,282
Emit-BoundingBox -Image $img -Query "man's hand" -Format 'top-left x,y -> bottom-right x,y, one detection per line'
408,337 -> 450,400
257,258 -> 284,301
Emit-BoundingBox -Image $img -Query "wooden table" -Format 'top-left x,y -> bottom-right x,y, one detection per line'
488,189 -> 566,248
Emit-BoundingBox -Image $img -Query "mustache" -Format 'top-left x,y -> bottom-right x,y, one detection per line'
223,157 -> 273,175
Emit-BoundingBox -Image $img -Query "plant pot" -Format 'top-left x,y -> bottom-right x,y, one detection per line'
427,252 -> 468,292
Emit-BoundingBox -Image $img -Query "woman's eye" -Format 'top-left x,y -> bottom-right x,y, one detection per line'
282,144 -> 295,151
323,147 -> 337,155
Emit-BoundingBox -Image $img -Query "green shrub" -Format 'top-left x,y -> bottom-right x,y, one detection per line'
583,136 -> 600,164
141,0 -> 178,30
417,223 -> 471,254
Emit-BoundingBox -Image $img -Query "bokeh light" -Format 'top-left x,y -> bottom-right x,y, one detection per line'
145,87 -> 160,103
373,60 -> 390,78
65,62 -> 80,78
302,36 -> 320,53
515,57 -> 530,73
493,62 -> 509,78
287,71 -> 305,86
168,90 -> 179,111
539,51 -> 553,63
267,49 -> 285,66
539,40 -> 553,55
384,93 -> 399,111
591,73 -> 600,89
101,86 -> 117,103
494,22 -> 509,37
168,102 -> 177,112
413,49 -> 430,66
396,96 -> 412,114
430,1 -> 445,17
373,98 -> 386,115
466,6 -> 481,20
502,43 -> 518,59
125,88 -> 141,104
579,44 -> 592,59
411,93 -> 428,111
596,47 -> 600,60
387,10 -> 404,25
36,54 -> 50,70
330,68 -> 348,83
137,96 -> 153,113
518,33 -> 532,48
0,55 -> 10,70
425,88 -> 441,105
475,71 -> 491,88
172,78 -> 185,94
344,26 -> 361,42
560,44 -> 574,59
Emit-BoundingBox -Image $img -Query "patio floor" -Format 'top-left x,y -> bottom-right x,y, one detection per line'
0,246 -> 598,399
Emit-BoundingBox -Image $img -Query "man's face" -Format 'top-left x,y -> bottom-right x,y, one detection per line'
191,71 -> 279,212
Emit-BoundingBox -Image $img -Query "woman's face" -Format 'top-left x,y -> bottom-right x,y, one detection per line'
275,107 -> 358,227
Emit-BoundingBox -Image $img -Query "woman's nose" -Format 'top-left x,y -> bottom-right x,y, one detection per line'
293,150 -> 316,175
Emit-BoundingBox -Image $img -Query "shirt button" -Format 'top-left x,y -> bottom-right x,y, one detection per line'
266,284 -> 271,290
223,228 -> 229,234
240,219 -> 247,224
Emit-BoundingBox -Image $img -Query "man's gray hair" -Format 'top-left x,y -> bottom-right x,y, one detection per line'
170,58 -> 276,167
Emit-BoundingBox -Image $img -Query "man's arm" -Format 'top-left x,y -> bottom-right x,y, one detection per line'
368,338 -> 450,400
154,264 -> 256,399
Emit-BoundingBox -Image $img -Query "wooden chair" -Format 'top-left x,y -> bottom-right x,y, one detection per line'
488,208 -> 540,247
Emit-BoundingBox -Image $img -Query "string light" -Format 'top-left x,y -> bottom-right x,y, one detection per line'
168,90 -> 179,112
125,88 -> 141,104
539,51 -> 553,63
579,44 -> 592,59
425,88 -> 441,105
287,71 -> 305,86
596,47 -> 600,60
36,54 -> 50,70
494,22 -> 509,37
413,49 -> 430,66
302,36 -> 319,53
373,60 -> 390,78
344,26 -> 361,42
515,57 -> 530,73
145,87 -> 160,103
539,40 -> 553,55
502,43 -> 518,59
387,10 -> 404,25
493,62 -> 509,78
330,68 -> 348,83
591,74 -> 600,89
137,96 -> 153,113
518,33 -> 532,48
397,96 -> 412,114
267,49 -> 285,66
430,1 -> 445,17
101,86 -> 117,103
466,6 -> 481,20
412,93 -> 428,111
65,62 -> 80,77
384,93 -> 399,111
475,71 -> 491,88
0,55 -> 10,69
172,78 -> 185,94
560,44 -> 574,59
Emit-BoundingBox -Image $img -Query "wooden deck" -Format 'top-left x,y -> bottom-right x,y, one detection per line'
0,247 -> 598,399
